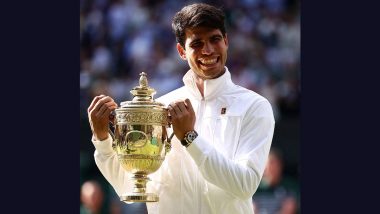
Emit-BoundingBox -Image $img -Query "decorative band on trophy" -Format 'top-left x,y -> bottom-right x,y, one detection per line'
116,111 -> 168,126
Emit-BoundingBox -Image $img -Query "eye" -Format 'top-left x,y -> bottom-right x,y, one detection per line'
211,36 -> 222,43
190,42 -> 202,48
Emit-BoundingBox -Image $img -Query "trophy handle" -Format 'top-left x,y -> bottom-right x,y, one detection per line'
109,110 -> 117,149
108,124 -> 117,149
165,133 -> 174,154
164,113 -> 173,154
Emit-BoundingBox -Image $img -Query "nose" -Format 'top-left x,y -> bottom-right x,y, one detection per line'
201,42 -> 214,55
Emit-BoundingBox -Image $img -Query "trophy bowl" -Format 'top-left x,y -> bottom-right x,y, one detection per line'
110,72 -> 171,203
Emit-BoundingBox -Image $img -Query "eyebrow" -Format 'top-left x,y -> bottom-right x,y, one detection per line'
189,34 -> 223,45
210,35 -> 223,39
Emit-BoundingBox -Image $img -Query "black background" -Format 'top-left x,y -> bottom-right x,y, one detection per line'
1,1 -> 379,213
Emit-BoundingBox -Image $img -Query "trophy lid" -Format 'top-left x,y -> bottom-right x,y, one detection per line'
119,72 -> 165,108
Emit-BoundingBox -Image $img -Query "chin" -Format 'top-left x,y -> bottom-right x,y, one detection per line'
208,69 -> 224,78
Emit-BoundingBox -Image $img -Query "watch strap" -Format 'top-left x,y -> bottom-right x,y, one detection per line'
181,139 -> 191,147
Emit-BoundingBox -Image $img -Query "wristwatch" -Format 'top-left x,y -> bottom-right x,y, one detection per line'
181,130 -> 198,147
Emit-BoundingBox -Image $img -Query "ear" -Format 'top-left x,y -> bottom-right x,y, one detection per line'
176,43 -> 187,60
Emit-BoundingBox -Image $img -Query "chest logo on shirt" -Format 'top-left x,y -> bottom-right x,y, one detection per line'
221,107 -> 226,115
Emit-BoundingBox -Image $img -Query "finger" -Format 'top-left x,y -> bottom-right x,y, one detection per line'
93,96 -> 114,113
97,108 -> 111,121
100,105 -> 117,118
170,102 -> 182,116
96,103 -> 108,118
89,95 -> 108,114
168,105 -> 175,116
97,96 -> 114,110
184,98 -> 194,114
177,101 -> 187,114
97,101 -> 117,118
88,94 -> 107,113
167,105 -> 178,123
108,101 -> 118,119
106,101 -> 118,110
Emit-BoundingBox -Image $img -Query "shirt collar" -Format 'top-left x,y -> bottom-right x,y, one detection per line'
182,66 -> 234,100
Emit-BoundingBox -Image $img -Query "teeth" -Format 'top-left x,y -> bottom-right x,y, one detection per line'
199,58 -> 217,65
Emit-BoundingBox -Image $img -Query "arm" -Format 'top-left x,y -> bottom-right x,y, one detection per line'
170,99 -> 275,199
88,95 -> 132,196
92,134 -> 133,196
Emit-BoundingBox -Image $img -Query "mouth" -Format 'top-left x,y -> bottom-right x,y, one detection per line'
198,57 -> 219,67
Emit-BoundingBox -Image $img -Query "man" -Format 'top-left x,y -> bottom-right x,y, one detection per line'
80,180 -> 105,214
88,3 -> 275,214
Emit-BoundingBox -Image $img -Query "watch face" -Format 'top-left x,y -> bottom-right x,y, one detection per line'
188,133 -> 195,139
186,131 -> 198,142
182,131 -> 198,147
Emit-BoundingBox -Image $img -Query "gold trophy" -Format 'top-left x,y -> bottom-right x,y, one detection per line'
109,72 -> 172,203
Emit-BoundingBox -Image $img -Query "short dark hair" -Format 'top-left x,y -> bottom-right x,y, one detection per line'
172,3 -> 226,48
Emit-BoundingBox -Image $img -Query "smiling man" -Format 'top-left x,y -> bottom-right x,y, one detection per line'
177,27 -> 228,97
88,3 -> 275,214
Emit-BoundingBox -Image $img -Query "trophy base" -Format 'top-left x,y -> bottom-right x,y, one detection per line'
120,193 -> 159,203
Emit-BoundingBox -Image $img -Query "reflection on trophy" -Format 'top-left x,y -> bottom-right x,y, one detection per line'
109,72 -> 172,203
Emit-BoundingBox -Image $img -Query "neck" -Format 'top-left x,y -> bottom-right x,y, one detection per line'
194,68 -> 226,98
195,77 -> 204,97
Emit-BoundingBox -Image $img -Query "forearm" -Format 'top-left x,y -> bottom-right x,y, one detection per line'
187,136 -> 267,199
187,104 -> 275,199
92,134 -> 132,196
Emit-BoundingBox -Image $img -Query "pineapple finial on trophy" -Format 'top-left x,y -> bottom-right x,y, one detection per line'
139,72 -> 148,87
129,72 -> 156,102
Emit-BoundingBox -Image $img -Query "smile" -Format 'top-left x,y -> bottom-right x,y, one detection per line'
198,57 -> 219,65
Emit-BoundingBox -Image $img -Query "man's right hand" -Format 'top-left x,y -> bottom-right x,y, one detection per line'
87,95 -> 118,141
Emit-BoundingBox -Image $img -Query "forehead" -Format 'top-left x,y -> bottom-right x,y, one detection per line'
184,27 -> 223,41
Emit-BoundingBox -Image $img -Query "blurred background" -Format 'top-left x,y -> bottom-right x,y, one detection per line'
80,0 -> 300,213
